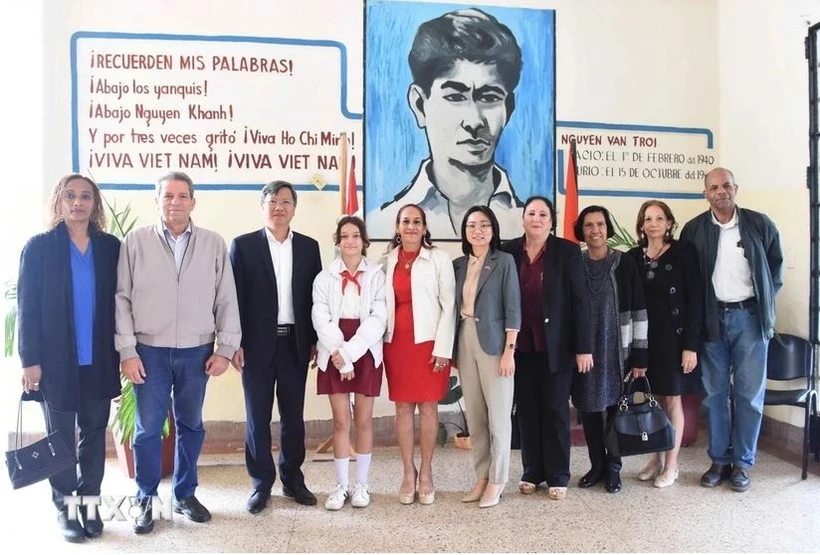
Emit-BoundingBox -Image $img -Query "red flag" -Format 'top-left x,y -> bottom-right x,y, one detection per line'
345,155 -> 359,216
562,140 -> 579,244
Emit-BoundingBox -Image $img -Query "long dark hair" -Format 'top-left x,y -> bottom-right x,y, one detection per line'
47,174 -> 107,232
386,203 -> 434,251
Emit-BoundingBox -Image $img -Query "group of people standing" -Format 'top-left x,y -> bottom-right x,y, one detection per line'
17,166 -> 782,543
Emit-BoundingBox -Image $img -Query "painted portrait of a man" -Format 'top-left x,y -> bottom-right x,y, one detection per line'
365,2 -> 555,240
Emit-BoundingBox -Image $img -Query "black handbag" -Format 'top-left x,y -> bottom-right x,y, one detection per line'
5,393 -> 77,490
605,376 -> 675,457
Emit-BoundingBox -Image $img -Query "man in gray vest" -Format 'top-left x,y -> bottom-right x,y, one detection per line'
116,171 -> 241,533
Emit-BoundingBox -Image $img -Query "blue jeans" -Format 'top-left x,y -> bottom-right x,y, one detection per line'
700,307 -> 768,469
134,343 -> 212,501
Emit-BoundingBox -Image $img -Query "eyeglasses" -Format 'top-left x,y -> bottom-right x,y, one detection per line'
63,191 -> 93,203
465,223 -> 492,231
265,200 -> 294,209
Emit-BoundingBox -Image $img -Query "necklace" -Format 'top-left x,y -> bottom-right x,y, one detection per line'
583,249 -> 614,294
400,248 -> 420,270
643,243 -> 669,280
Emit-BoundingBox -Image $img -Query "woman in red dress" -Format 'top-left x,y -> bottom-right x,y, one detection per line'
382,204 -> 456,505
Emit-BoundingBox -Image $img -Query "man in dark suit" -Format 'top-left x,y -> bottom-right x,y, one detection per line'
230,181 -> 323,513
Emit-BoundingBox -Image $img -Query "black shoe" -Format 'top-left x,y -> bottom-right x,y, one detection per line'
282,483 -> 317,506
578,468 -> 604,489
57,508 -> 86,543
79,506 -> 104,539
730,466 -> 750,492
247,489 -> 271,514
605,471 -> 622,493
700,463 -> 733,488
133,499 -> 154,535
173,495 -> 212,523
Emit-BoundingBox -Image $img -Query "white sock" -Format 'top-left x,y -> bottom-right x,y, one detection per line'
356,452 -> 372,485
334,458 -> 349,488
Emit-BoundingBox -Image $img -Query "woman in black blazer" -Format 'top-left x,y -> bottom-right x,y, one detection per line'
627,200 -> 702,488
501,196 -> 593,501
17,174 -> 121,543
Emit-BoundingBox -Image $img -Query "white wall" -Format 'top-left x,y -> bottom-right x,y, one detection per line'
3,0 -> 816,430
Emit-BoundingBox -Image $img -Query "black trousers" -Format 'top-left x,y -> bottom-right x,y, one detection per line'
580,405 -> 622,474
514,351 -> 573,487
41,391 -> 110,510
242,333 -> 308,492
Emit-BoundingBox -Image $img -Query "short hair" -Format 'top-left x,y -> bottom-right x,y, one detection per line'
47,174 -> 107,232
156,171 -> 194,198
522,195 -> 557,232
260,180 -> 297,206
387,203 -> 434,251
704,167 -> 735,187
409,8 -> 522,99
460,206 -> 502,255
334,215 -> 371,256
574,205 -> 615,243
635,200 -> 678,248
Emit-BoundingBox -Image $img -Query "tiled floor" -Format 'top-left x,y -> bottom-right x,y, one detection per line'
1,443 -> 818,552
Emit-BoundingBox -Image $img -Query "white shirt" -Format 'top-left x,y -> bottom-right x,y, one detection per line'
162,221 -> 192,273
711,209 -> 755,302
311,257 -> 387,373
265,227 -> 295,324
366,159 -> 525,240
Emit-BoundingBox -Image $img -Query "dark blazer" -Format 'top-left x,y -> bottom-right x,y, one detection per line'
17,222 -> 121,412
501,234 -> 592,374
453,250 -> 521,360
230,229 -> 322,369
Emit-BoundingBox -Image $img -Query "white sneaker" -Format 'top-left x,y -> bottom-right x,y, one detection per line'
324,484 -> 349,510
350,482 -> 370,508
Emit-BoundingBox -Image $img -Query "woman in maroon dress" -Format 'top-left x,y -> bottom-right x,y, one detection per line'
382,204 -> 456,505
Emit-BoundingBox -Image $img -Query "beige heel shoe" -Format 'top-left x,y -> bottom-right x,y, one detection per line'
418,489 -> 435,505
654,467 -> 679,488
479,483 -> 504,508
463,480 -> 488,503
637,460 -> 663,482
398,471 -> 417,505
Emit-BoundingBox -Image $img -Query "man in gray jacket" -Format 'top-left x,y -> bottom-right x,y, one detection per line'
680,167 -> 783,493
115,171 -> 241,534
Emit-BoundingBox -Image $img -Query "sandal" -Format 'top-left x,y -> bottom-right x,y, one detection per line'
547,487 -> 567,501
518,481 -> 537,495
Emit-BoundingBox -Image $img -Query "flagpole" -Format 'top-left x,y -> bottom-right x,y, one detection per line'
339,132 -> 348,215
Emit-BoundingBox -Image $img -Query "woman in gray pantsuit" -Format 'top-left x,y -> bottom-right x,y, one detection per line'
452,206 -> 521,509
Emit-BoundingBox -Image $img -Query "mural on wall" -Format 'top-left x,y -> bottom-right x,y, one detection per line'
364,1 -> 556,240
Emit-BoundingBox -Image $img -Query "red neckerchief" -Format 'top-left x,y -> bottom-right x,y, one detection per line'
341,269 -> 364,294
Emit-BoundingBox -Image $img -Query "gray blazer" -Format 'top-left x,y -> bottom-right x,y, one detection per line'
453,249 -> 522,361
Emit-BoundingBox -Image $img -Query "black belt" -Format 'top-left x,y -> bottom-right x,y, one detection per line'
717,299 -> 756,310
276,325 -> 294,336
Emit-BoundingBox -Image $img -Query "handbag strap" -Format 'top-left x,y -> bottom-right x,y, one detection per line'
618,376 -> 659,411
13,392 -> 57,469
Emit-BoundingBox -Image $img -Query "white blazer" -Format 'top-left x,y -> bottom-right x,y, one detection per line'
311,257 -> 387,373
383,246 -> 456,359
